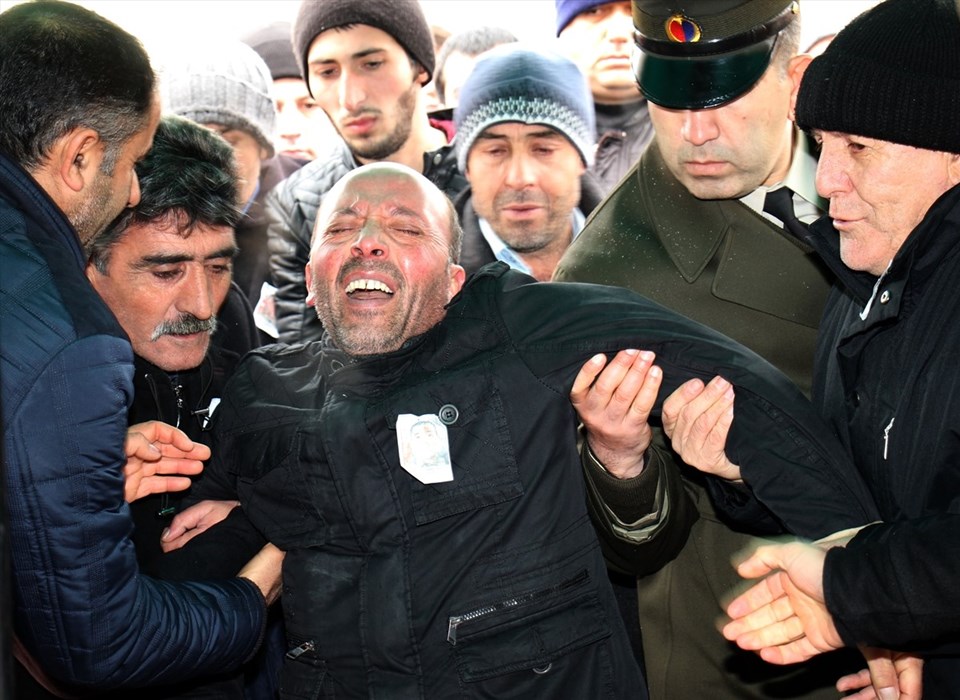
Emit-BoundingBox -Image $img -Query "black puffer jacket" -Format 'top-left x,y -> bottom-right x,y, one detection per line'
195,264 -> 878,699
266,138 -> 467,344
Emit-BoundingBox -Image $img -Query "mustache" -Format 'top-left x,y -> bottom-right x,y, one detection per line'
677,144 -> 736,163
343,107 -> 382,120
494,190 -> 548,208
151,314 -> 218,341
335,259 -> 399,287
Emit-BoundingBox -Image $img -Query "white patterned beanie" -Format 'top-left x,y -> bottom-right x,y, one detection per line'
454,44 -> 595,172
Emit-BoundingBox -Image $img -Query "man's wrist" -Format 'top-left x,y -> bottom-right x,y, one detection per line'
585,441 -> 645,479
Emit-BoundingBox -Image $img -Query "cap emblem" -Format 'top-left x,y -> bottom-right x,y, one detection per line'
665,14 -> 702,43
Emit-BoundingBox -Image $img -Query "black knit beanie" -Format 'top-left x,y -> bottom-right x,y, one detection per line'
796,0 -> 960,154
243,21 -> 300,81
293,0 -> 435,89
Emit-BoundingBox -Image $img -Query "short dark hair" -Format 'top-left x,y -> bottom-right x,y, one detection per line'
444,195 -> 463,265
435,26 -> 517,104
89,115 -> 242,273
0,0 -> 155,173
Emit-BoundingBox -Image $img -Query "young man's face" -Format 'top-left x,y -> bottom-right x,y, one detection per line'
306,24 -> 424,162
272,77 -> 336,162
557,1 -> 638,105
87,215 -> 237,371
466,122 -> 585,257
306,165 -> 465,357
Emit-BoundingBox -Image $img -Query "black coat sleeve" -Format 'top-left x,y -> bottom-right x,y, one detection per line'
825,516 -> 960,652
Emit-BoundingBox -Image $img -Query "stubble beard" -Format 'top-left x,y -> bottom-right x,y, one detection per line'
344,80 -> 419,162
73,172 -> 121,253
489,191 -> 573,255
311,261 -> 452,357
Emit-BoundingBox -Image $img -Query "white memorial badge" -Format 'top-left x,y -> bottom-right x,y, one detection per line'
396,413 -> 454,484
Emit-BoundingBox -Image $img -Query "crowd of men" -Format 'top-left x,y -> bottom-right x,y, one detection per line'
2,0 -> 959,699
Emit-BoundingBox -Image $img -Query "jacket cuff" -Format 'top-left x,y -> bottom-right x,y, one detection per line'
582,440 -> 662,524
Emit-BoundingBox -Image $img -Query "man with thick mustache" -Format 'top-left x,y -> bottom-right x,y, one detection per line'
452,44 -> 604,279
86,115 -> 263,605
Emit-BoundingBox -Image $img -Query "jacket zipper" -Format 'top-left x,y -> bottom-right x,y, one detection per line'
156,379 -> 184,517
446,570 -> 588,646
286,640 -> 315,659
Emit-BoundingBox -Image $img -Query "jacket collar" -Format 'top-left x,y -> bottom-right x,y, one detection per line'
638,141 -> 738,282
0,152 -> 84,269
810,182 -> 960,312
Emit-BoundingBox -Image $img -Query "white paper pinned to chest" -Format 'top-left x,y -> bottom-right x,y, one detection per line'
396,413 -> 454,484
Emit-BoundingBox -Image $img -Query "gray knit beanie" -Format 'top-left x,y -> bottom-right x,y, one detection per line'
454,44 -> 596,172
293,0 -> 435,90
797,0 -> 960,154
160,41 -> 276,158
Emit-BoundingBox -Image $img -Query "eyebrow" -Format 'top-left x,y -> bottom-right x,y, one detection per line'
476,128 -> 564,141
309,47 -> 386,67
327,205 -> 425,222
134,245 -> 239,267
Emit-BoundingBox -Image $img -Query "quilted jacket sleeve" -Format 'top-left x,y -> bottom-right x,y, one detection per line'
6,334 -> 265,689
265,168 -> 324,344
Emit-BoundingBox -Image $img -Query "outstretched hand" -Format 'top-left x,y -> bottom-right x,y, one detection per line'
722,540 -> 839,663
161,499 -> 240,552
124,421 -> 210,502
724,535 -> 922,700
570,349 -> 662,479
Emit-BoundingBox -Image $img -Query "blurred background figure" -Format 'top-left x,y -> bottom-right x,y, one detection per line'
161,40 -> 308,336
434,25 -> 517,110
243,20 -> 341,163
555,0 -> 653,192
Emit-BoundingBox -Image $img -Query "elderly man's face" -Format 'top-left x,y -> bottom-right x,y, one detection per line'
306,165 -> 465,356
557,1 -> 637,105
466,123 -> 585,263
814,131 -> 960,275
86,215 -> 237,371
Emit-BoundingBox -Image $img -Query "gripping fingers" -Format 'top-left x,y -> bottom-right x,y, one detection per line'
571,353 -> 609,402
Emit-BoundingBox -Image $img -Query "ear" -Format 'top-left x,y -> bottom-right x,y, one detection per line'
416,65 -> 430,88
304,262 -> 317,307
57,127 -> 104,193
787,54 -> 813,123
947,152 -> 960,187
448,264 -> 466,299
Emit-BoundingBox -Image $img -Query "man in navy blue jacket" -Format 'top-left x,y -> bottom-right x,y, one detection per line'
0,1 -> 280,694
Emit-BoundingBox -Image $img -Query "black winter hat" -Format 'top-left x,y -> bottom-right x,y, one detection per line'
243,21 -> 300,81
796,0 -> 960,154
292,0 -> 435,91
